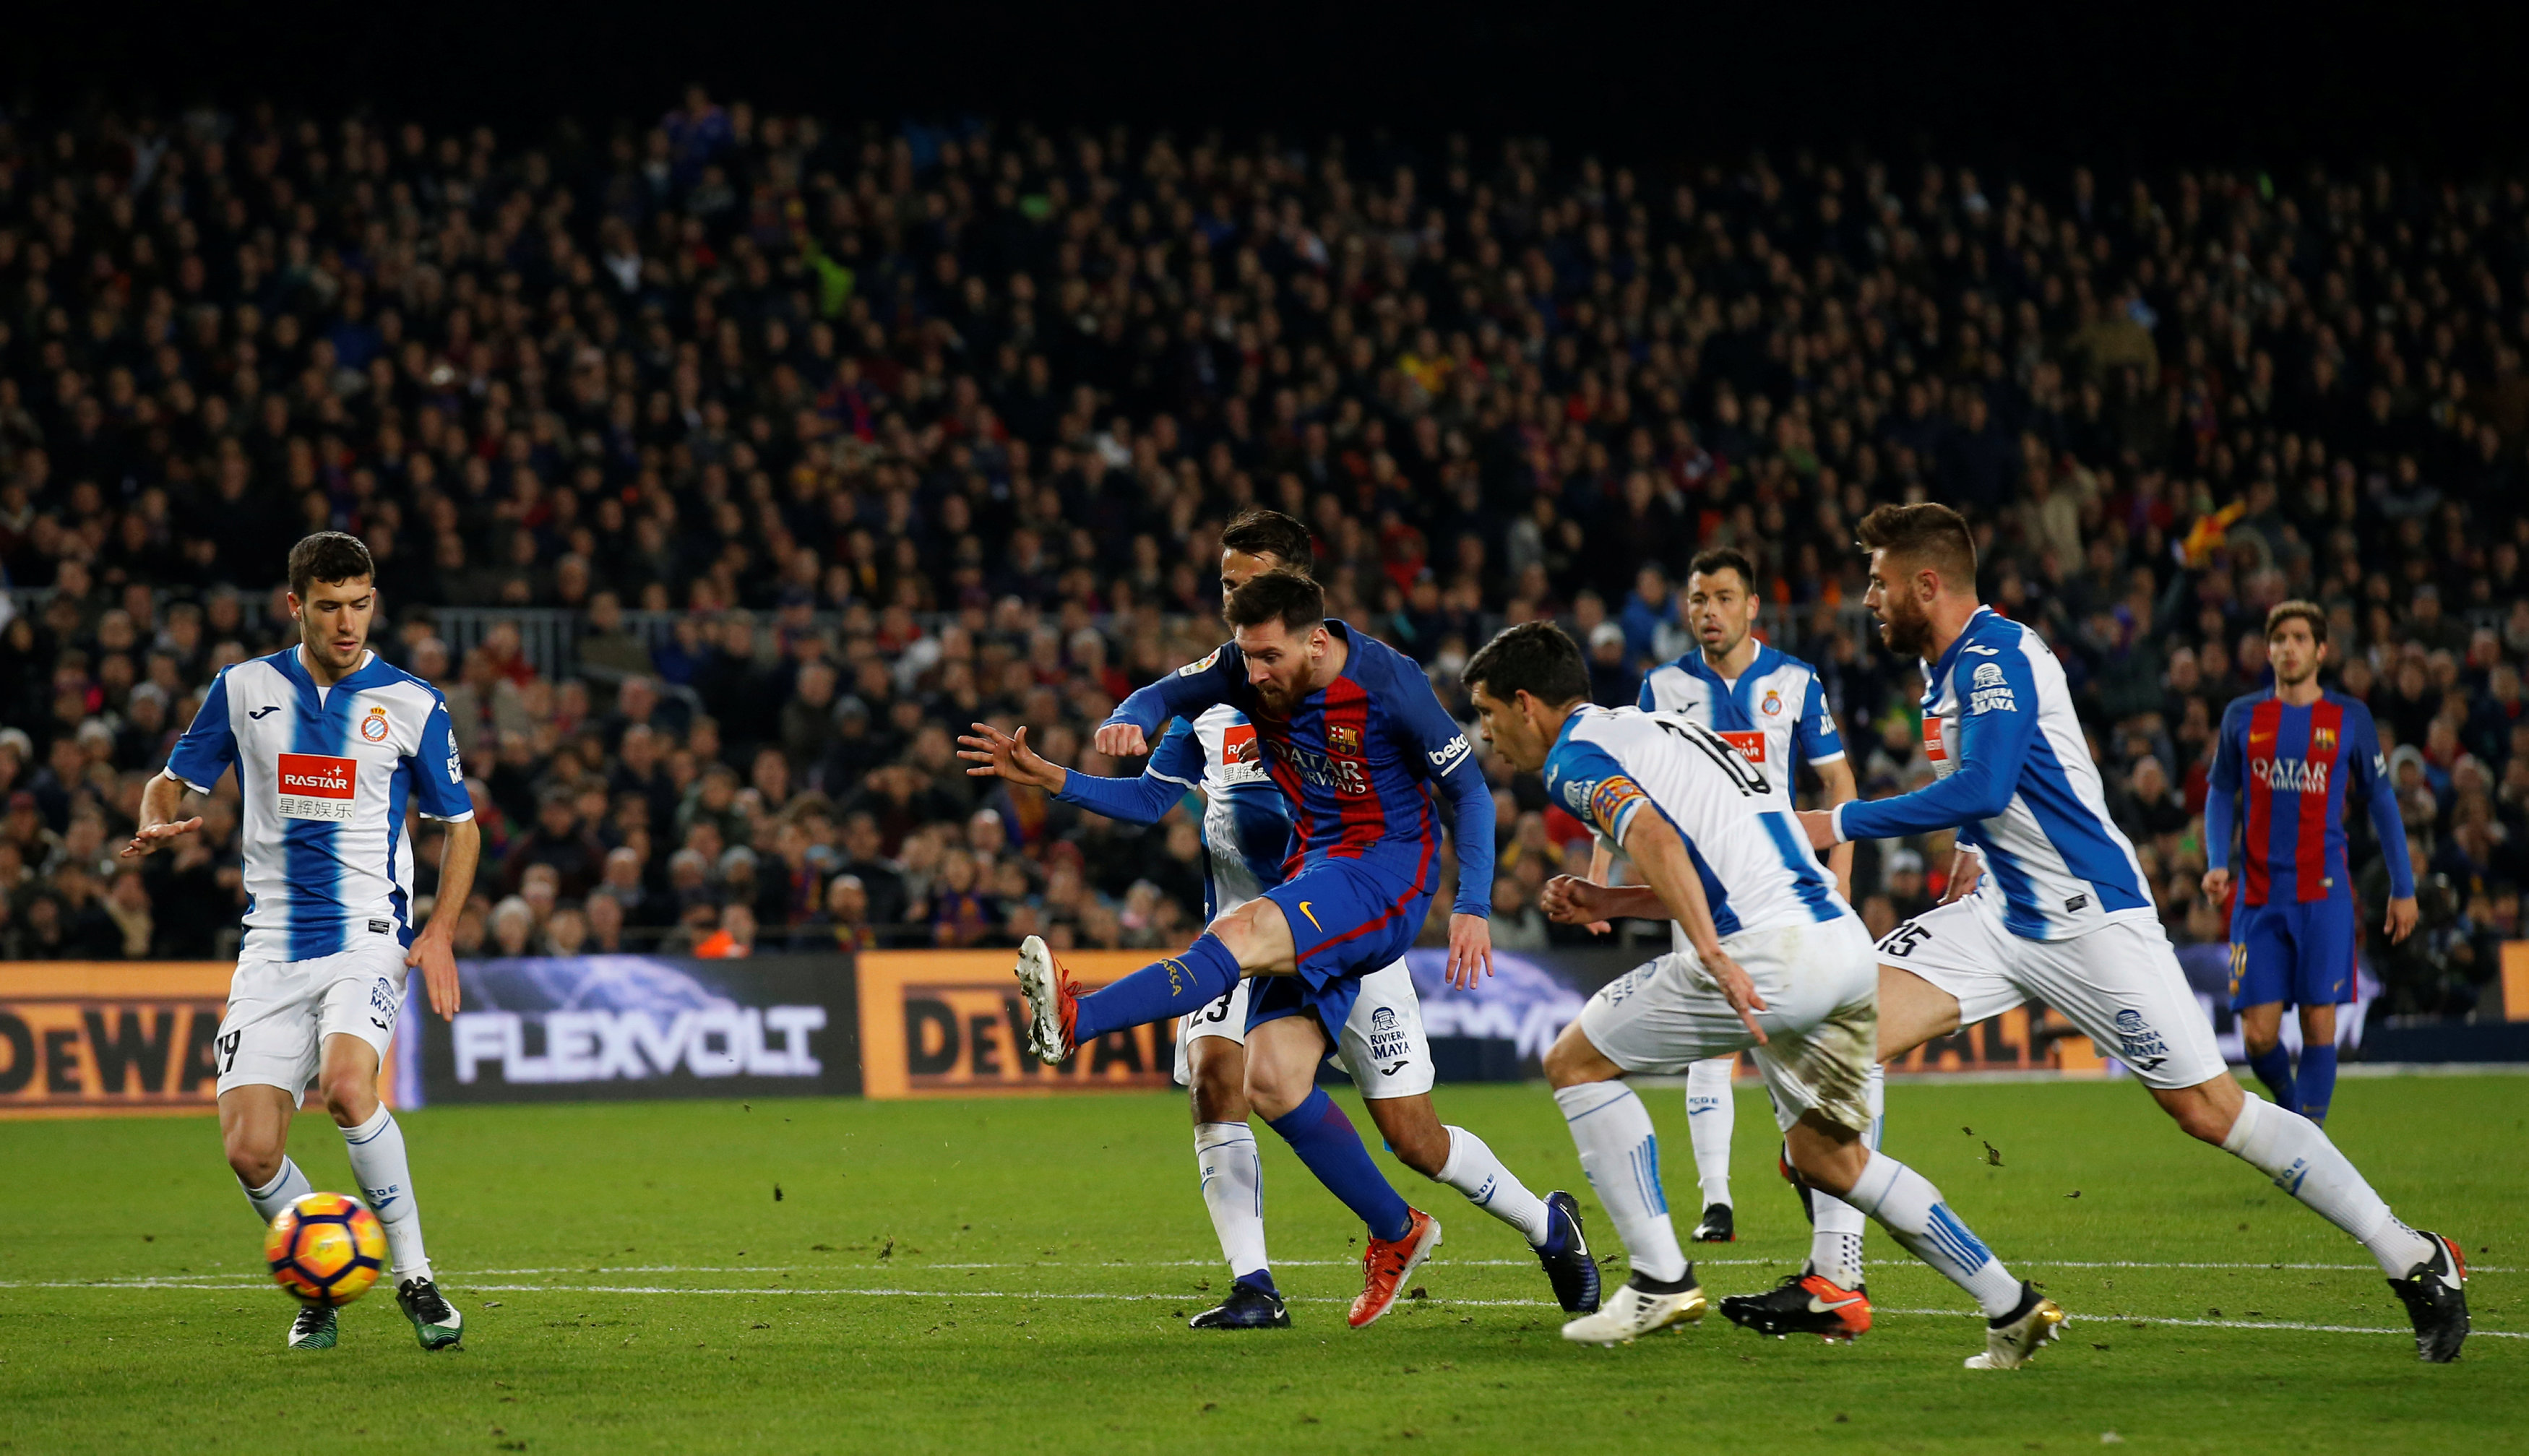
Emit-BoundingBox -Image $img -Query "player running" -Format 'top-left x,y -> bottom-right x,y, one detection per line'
1007,567 -> 1524,1328
962,511 -> 1594,1330
125,533 -> 477,1353
1791,504 -> 2468,1364
1464,622 -> 2061,1366
2202,601 -> 2417,1127
1592,546 -> 1858,1245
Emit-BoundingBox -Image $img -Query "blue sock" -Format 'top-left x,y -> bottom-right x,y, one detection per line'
1234,1268 -> 1279,1297
1072,934 -> 1241,1043
1264,1087 -> 1412,1243
2246,1043 -> 2296,1112
2296,1042 -> 2338,1125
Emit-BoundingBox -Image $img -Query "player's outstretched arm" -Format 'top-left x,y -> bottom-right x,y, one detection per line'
120,771 -> 204,858
962,720 -> 1203,827
410,818 -> 481,1020
1541,873 -> 1665,925
1805,653 -> 2041,849
1619,812 -> 1769,1043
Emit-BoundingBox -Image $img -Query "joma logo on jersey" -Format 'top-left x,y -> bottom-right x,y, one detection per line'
2251,755 -> 2329,795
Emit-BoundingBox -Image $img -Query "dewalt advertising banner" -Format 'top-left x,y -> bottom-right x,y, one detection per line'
0,962 -> 414,1118
0,963 -> 233,1116
855,950 -> 1177,1099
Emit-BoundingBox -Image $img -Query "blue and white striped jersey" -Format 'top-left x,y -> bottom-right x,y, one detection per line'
1637,642 -> 1845,814
1544,705 -> 1850,942
1835,607 -> 2153,941
165,647 -> 475,962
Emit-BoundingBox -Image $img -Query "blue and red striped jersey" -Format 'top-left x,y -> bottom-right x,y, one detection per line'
1103,620 -> 1494,918
2205,689 -> 2412,907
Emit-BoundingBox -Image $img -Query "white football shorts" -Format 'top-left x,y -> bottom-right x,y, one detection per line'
1578,914 -> 1880,1135
1173,957 -> 1434,1099
1872,893 -> 2226,1090
213,942 -> 411,1097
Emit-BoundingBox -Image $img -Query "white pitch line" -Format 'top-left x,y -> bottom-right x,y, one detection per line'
4,1279 -> 2517,1341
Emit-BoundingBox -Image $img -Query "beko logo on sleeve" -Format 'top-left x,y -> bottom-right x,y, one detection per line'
1426,734 -> 1471,772
277,753 -> 358,821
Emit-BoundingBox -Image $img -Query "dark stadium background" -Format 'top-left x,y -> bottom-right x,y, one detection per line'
4,1 -> 2528,1035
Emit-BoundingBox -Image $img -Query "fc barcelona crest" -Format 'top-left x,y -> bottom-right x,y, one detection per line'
1326,723 -> 1362,755
2312,725 -> 2337,755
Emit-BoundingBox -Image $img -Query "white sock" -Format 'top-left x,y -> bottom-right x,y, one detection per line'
342,1106 -> 431,1283
1194,1121 -> 1270,1281
1433,1125 -> 1551,1245
1841,1149 -> 2023,1318
1806,1059 -> 1882,1288
1685,1059 -> 1735,1208
2220,1093 -> 2433,1275
241,1157 -> 312,1223
1554,1082 -> 1686,1283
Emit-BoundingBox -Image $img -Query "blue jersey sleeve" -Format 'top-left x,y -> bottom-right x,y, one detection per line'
164,668 -> 238,793
1797,674 -> 1845,763
1380,655 -> 1492,916
2203,700 -> 2246,873
1055,718 -> 1203,825
1837,649 -> 2041,840
1635,676 -> 1659,711
2346,705 -> 2414,898
1104,642 -> 1244,738
407,696 -> 476,820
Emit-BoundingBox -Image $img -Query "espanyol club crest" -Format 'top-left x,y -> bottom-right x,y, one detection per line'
1761,689 -> 1783,716
359,706 -> 391,742
1325,723 -> 1362,755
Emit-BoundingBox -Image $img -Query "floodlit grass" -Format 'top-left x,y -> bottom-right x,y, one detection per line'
1,1077 -> 2519,1453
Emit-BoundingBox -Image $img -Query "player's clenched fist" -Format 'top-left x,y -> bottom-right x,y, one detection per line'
1094,723 -> 1148,759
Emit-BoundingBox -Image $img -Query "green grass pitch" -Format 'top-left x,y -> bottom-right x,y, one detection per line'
1,1075 -> 2520,1454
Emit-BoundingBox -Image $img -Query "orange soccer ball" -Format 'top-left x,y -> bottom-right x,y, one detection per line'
264,1192 -> 389,1306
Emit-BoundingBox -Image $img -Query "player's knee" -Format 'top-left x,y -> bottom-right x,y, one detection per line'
1189,1059 -> 1249,1124
1541,1028 -> 1605,1088
1243,1067 -> 1308,1122
319,1069 -> 376,1123
224,1133 -> 283,1189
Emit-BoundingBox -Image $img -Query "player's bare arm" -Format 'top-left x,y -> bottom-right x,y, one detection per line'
1542,874 -> 1665,924
122,770 -> 207,857
1616,812 -> 1768,1043
1814,757 -> 1859,900
410,817 -> 481,1020
958,721 -> 1069,792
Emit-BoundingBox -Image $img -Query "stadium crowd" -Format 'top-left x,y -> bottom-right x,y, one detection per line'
0,94 -> 2522,1020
